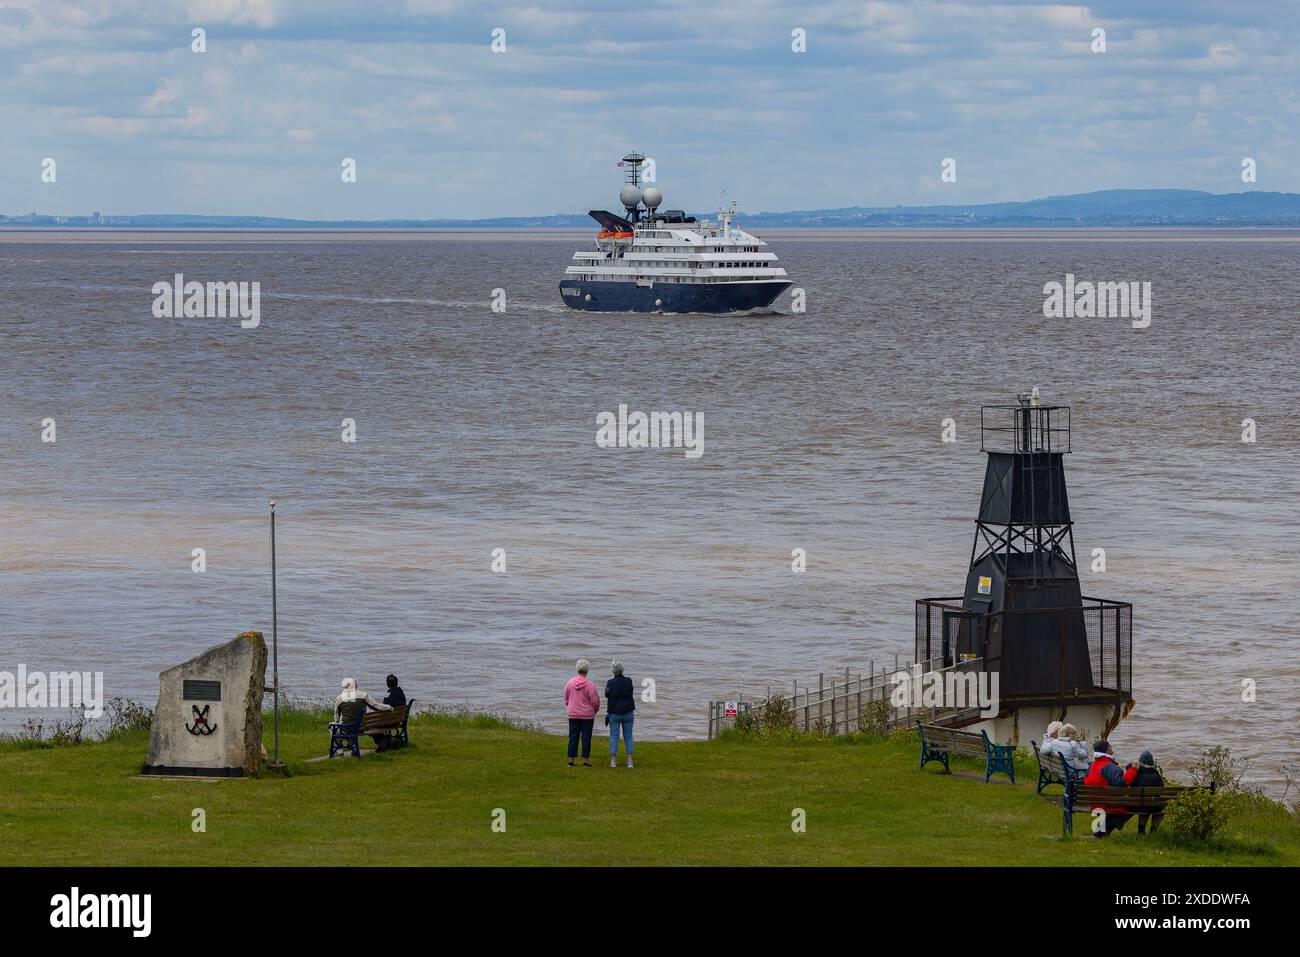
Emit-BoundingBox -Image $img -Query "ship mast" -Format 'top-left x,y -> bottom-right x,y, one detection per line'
719,199 -> 737,238
621,151 -> 646,224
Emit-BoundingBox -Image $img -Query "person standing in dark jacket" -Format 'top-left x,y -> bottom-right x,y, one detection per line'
605,660 -> 635,768
1123,751 -> 1164,834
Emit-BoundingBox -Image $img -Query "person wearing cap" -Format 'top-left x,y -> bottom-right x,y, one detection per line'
332,677 -> 392,738
1083,739 -> 1132,836
370,674 -> 406,752
1040,720 -> 1064,757
1123,751 -> 1165,834
382,673 -> 406,708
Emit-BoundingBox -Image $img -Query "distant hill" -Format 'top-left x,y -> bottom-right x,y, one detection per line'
740,189 -> 1300,227
8,189 -> 1300,228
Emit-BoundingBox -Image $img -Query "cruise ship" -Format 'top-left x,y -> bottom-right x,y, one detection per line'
559,152 -> 792,313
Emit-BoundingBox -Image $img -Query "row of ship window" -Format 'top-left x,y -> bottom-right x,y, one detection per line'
565,275 -> 771,283
593,260 -> 772,268
632,232 -> 760,251
634,246 -> 762,253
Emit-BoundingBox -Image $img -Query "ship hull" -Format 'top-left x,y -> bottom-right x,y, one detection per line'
559,280 -> 790,314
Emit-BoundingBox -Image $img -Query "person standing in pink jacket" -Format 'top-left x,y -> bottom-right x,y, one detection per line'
564,659 -> 601,766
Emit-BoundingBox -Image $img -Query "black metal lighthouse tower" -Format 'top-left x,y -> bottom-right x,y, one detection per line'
916,392 -> 1132,718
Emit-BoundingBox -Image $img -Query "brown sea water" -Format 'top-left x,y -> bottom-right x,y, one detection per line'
1,229 -> 1296,792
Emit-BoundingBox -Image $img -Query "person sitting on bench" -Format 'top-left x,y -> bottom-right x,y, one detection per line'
382,673 -> 406,707
1084,739 -> 1131,837
333,677 -> 391,733
1041,722 -> 1091,773
371,674 -> 406,752
1122,750 -> 1165,834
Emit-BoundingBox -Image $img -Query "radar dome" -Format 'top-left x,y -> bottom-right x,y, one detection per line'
642,186 -> 663,209
619,185 -> 643,208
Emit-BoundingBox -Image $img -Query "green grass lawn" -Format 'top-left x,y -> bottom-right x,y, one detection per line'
2,709 -> 1296,866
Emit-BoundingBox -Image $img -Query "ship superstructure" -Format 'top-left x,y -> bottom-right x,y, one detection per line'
559,151 -> 792,313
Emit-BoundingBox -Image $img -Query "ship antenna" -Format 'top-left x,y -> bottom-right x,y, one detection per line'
623,150 -> 644,188
620,150 -> 646,224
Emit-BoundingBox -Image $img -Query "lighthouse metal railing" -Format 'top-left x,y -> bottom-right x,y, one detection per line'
980,404 -> 1072,454
914,596 -> 1132,700
706,655 -> 988,739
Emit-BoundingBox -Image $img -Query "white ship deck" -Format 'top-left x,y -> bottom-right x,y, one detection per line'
564,221 -> 789,285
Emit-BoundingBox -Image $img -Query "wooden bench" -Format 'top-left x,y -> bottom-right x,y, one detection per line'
1031,739 -> 1086,795
362,700 -> 414,750
917,720 -> 1016,784
328,700 -> 415,758
1063,777 -> 1215,835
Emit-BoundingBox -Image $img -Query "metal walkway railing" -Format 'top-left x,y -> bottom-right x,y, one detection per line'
708,656 -> 989,739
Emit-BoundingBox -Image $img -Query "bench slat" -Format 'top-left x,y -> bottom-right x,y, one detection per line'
1074,787 -> 1190,808
361,706 -> 410,731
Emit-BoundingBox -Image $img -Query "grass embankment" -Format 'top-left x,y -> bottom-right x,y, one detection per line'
2,709 -> 1296,866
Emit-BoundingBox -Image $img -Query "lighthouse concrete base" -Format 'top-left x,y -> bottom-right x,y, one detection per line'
968,703 -> 1128,752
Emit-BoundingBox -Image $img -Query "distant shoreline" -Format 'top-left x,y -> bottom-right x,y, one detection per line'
11,189 -> 1300,232
8,226 -> 1300,243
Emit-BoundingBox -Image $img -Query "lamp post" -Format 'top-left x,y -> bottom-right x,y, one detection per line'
268,499 -> 284,770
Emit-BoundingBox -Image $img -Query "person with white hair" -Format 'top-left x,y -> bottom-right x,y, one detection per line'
1041,721 -> 1091,772
332,677 -> 392,728
605,659 -> 635,768
564,659 -> 601,766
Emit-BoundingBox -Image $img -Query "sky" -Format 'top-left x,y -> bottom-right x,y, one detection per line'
3,0 -> 1299,219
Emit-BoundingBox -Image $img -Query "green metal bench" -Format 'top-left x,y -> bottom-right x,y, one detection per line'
917,720 -> 1015,784
1031,739 -> 1086,795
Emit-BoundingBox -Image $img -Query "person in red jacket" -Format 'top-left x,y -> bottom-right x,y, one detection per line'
1084,739 -> 1132,837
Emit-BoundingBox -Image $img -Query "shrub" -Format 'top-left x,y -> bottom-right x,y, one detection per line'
733,694 -> 800,740
16,707 -> 88,747
1188,746 -> 1247,791
763,695 -> 796,731
102,697 -> 154,737
1164,788 -> 1231,842
858,698 -> 893,737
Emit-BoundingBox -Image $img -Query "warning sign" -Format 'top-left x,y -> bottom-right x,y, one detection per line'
977,576 -> 992,595
724,702 -> 738,718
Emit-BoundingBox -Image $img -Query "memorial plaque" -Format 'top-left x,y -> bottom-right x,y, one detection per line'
143,632 -> 267,777
183,679 -> 222,701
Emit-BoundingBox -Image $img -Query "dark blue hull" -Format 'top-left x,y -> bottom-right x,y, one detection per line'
559,280 -> 790,313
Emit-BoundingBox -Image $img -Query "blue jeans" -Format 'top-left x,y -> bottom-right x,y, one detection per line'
608,712 -> 634,756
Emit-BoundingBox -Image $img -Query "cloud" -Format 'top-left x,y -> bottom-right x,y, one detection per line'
5,0 -> 1300,218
